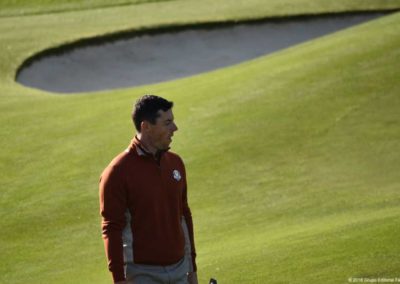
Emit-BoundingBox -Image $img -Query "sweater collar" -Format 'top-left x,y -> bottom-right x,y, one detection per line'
129,135 -> 169,160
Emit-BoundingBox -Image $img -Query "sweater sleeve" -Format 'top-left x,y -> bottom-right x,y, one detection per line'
181,163 -> 197,272
99,164 -> 127,283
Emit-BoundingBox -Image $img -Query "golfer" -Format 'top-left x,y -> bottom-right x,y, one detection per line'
99,95 -> 198,284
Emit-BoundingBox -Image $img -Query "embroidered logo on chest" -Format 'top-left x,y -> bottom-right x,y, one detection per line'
172,169 -> 181,181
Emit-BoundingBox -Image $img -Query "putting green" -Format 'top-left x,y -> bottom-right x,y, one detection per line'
0,1 -> 399,283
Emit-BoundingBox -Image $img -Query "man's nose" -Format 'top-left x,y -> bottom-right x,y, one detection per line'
172,122 -> 178,132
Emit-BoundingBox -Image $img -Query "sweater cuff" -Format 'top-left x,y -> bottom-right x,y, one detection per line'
111,267 -> 126,283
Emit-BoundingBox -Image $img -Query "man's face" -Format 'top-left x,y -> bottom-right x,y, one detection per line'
147,109 -> 178,151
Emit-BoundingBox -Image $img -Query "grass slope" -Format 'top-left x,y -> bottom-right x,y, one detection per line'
0,0 -> 171,17
0,1 -> 399,283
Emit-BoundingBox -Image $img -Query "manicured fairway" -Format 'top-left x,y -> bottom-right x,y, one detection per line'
0,1 -> 399,283
0,0 -> 166,17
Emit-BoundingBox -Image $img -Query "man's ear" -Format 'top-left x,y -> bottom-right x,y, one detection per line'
140,120 -> 152,133
141,121 -> 149,133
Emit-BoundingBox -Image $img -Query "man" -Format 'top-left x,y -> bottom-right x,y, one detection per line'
99,95 -> 198,284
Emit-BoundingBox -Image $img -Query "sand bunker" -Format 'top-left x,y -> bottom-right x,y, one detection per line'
16,13 -> 385,93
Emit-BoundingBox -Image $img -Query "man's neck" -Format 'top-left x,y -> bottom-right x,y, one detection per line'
136,133 -> 157,155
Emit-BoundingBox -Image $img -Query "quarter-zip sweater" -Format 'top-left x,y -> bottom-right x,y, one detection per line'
99,137 -> 197,283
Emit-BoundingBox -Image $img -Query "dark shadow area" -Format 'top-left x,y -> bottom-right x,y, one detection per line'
16,12 -> 389,94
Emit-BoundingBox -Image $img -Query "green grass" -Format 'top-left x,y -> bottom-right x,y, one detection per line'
0,0 -> 171,17
0,1 -> 400,283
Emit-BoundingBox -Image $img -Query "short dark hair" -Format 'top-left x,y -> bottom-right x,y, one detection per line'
132,95 -> 174,132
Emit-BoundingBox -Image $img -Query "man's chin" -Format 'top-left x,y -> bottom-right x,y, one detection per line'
160,143 -> 171,151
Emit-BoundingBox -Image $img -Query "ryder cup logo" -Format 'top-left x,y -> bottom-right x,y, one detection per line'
173,170 -> 181,181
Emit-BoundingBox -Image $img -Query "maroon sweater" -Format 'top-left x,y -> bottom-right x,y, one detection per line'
99,137 -> 196,282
